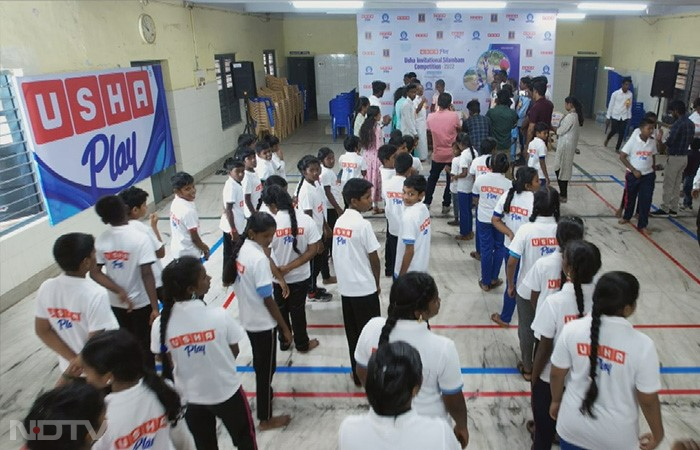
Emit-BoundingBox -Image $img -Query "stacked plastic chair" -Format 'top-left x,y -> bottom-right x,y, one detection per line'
248,97 -> 275,137
329,90 -> 355,141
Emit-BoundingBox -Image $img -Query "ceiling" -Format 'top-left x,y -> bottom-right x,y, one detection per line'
191,0 -> 700,17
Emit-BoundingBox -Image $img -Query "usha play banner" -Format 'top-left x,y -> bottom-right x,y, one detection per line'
15,65 -> 175,225
357,10 -> 556,115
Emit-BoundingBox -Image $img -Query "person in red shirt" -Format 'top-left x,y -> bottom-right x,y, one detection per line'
426,93 -> 462,214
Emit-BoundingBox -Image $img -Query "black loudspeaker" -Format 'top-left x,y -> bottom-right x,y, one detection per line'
650,61 -> 679,98
231,61 -> 257,99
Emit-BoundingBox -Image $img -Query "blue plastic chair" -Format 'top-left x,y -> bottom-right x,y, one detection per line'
330,97 -> 353,141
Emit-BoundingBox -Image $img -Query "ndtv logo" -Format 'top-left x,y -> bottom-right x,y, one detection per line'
421,49 -> 440,55
487,33 -> 501,38
397,15 -> 410,20
433,13 -> 447,21
10,420 -> 108,442
20,70 -> 154,145
380,31 -> 392,39
361,14 -> 374,21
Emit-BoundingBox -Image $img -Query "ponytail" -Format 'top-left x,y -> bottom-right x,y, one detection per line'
262,185 -> 300,255
223,212 -> 277,285
380,273 -> 438,346
564,240 -> 602,318
142,371 -> 183,424
529,186 -> 560,223
580,306 -> 601,417
565,96 -> 584,127
504,167 -> 537,213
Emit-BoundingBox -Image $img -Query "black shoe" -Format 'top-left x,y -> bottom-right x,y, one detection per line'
668,210 -> 678,217
650,209 -> 668,217
280,342 -> 291,351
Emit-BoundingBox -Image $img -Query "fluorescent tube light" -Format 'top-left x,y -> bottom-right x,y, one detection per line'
557,13 -> 586,19
436,1 -> 508,9
292,1 -> 363,9
577,3 -> 647,11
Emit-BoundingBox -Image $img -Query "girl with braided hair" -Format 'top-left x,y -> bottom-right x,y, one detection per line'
354,272 -> 469,448
262,185 -> 322,353
550,272 -> 664,450
529,240 -> 601,449
339,342 -> 461,450
152,256 -> 257,449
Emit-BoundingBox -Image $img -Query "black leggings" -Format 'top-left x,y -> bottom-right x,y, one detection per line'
555,170 -> 568,199
247,328 -> 277,421
531,378 -> 557,450
112,305 -> 154,371
341,293 -> 381,384
274,280 -> 311,350
309,243 -> 330,292
185,388 -> 257,450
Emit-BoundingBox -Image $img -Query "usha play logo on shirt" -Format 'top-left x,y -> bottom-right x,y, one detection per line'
481,186 -> 505,200
334,227 -> 353,245
103,250 -> 130,269
48,308 -> 81,330
420,217 -> 431,234
530,237 -> 557,256
114,415 -> 168,450
577,343 -> 626,375
169,329 -> 215,357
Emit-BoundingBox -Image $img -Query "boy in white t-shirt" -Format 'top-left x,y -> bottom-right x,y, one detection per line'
378,144 -> 398,192
35,233 -> 119,376
169,172 -> 210,259
527,122 -> 550,186
93,195 -> 158,369
454,134 -> 477,238
267,135 -> 287,180
468,137 -> 496,259
255,141 -> 275,183
339,135 -> 368,188
619,119 -> 658,234
382,153 -> 415,278
118,186 -> 165,294
395,175 -> 432,278
237,147 -> 263,218
332,178 -> 382,386
219,158 -> 247,266
446,142 -> 462,227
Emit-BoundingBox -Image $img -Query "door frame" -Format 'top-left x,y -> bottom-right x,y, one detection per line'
571,57 -> 599,119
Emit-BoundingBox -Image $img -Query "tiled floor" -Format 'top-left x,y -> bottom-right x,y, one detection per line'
1,119 -> 699,449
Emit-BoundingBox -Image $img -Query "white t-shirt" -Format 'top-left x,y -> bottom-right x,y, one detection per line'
400,97 -> 418,136
369,95 -> 381,107
339,152 -> 367,186
469,154 -> 492,180
128,219 -> 164,289
493,190 -> 534,246
255,156 -> 275,181
355,318 -> 464,419
96,226 -> 156,309
457,148 -> 476,193
169,196 -> 200,258
690,110 -> 700,144
379,166 -> 396,196
296,180 -> 327,233
150,301 -> 245,405
270,210 -> 322,284
530,282 -> 595,382
472,172 -> 512,223
394,202 -> 431,277
449,157 -> 460,194
271,153 -> 287,180
620,132 -> 657,175
232,239 -> 277,332
93,380 -> 174,450
320,166 -> 343,209
412,156 -> 423,174
382,175 -> 405,236
332,209 -> 381,297
242,170 -> 263,218
508,216 -> 559,300
35,274 -> 119,371
218,177 -> 246,235
527,136 -> 548,179
520,251 -> 563,304
339,409 -> 461,450
551,316 -> 661,450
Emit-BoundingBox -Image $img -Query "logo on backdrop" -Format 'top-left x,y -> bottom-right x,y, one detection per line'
365,31 -> 372,40
425,81 -> 434,90
361,14 -> 374,21
418,13 -> 426,22
380,31 -> 392,39
472,31 -> 481,40
506,14 -> 519,21
434,13 -> 446,21
365,66 -> 374,75
526,13 -> 535,23
522,65 -> 535,74
544,31 -> 552,41
454,13 -> 463,23
526,49 -> 533,57
400,31 -> 409,41
523,31 -> 536,40
397,15 -> 410,21
383,49 -> 391,57
452,31 -> 465,39
490,14 -> 498,22
380,65 -> 393,74
542,65 -> 551,75
436,31 -> 444,39
381,13 -> 390,23
415,32 -> 428,39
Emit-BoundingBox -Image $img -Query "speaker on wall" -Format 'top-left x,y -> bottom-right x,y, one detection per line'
231,61 -> 257,99
650,61 -> 679,98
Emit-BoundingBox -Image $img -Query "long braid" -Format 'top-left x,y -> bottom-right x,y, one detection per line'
573,275 -> 585,318
222,232 -> 247,286
288,207 -> 301,255
380,273 -> 437,346
159,297 -> 174,378
580,306 -> 601,417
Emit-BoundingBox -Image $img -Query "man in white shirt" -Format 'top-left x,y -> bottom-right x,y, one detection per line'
400,83 -> 419,139
619,119 -> 658,234
605,77 -> 633,152
35,233 -> 119,375
332,178 -> 382,386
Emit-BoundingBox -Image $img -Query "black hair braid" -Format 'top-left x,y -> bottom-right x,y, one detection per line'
142,370 -> 183,424
580,306 -> 601,417
159,297 -> 175,383
287,203 -> 301,255
222,234 -> 247,286
573,276 -> 585,318
378,316 -> 399,347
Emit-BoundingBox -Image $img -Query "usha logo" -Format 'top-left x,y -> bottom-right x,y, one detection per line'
506,13 -> 519,21
451,31 -> 465,38
361,14 -> 374,21
380,31 -> 393,39
523,31 -> 536,39
380,66 -> 393,73
522,65 -> 535,73
433,13 -> 447,21
397,15 -> 410,20
487,33 -> 501,38
469,15 -> 483,20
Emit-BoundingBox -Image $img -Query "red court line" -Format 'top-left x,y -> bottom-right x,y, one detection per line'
585,184 -> 700,286
243,389 -> 700,399
222,291 -> 236,309
305,323 -> 700,330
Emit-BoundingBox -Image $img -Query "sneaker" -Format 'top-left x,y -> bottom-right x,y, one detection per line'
307,290 -> 332,302
650,209 -> 669,217
679,204 -> 693,211
668,210 -> 678,217
441,205 -> 451,215
447,220 -> 460,226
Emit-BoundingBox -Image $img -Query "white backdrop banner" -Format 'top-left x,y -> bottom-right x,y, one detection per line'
357,10 -> 556,115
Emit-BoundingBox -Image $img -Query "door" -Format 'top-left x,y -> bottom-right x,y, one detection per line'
287,57 -> 317,119
571,57 -> 599,119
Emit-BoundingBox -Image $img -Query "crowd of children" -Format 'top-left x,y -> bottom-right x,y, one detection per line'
25,89 -> 700,450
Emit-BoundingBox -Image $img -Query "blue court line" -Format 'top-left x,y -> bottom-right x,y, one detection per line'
609,175 -> 698,241
234,365 -> 700,375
